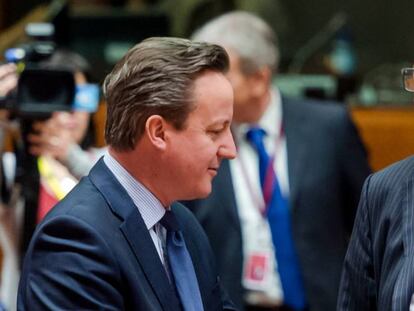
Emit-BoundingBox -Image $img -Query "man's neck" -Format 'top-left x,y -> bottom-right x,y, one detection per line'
108,147 -> 172,208
235,89 -> 272,125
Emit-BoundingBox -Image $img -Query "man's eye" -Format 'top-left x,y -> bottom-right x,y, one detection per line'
208,129 -> 222,136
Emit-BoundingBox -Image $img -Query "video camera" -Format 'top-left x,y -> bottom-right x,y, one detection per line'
1,23 -> 99,119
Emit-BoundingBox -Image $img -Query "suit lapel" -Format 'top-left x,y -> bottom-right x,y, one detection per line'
89,159 -> 181,311
120,214 -> 181,311
282,97 -> 309,211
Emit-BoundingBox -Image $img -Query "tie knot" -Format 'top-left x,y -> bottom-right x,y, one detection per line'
246,127 -> 267,152
246,127 -> 266,144
160,211 -> 179,232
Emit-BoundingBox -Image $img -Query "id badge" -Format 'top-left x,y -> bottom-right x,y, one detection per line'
242,251 -> 271,290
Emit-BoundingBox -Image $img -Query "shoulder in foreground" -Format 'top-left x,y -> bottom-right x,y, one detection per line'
370,155 -> 414,185
42,176 -> 107,223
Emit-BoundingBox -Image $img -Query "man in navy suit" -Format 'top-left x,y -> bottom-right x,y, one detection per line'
337,68 -> 414,311
187,12 -> 371,311
17,37 -> 237,310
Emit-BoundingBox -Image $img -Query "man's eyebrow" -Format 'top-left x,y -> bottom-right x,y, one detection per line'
212,119 -> 231,127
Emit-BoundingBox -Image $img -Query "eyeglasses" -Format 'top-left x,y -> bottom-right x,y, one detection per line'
401,67 -> 414,92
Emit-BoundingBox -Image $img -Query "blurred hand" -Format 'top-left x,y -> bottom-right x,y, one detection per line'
27,112 -> 79,161
0,63 -> 18,122
0,63 -> 17,97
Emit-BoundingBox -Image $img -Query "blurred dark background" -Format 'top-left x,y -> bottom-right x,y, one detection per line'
0,0 -> 413,106
0,0 -> 414,74
2,0 -> 414,171
1,0 -> 413,86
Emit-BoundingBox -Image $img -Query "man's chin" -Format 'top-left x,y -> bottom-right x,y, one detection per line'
181,186 -> 212,201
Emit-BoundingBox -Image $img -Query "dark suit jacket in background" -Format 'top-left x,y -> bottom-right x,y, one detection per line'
17,159 -> 236,310
338,156 -> 414,311
185,96 -> 371,311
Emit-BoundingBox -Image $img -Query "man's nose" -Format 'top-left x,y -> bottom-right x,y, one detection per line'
218,130 -> 237,160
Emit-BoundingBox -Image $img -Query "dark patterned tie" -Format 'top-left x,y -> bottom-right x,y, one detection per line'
246,126 -> 307,311
160,211 -> 204,311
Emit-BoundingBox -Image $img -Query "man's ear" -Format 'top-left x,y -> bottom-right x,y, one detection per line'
145,115 -> 167,150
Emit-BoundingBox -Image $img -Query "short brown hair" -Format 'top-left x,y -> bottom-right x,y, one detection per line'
103,37 -> 229,151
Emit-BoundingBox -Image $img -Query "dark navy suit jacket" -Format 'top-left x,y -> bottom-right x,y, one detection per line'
338,156 -> 414,311
17,159 -> 236,310
185,96 -> 371,311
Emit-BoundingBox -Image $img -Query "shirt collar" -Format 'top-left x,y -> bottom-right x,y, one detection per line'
103,151 -> 165,230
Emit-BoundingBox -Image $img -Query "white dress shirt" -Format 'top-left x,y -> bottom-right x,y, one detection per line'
230,89 -> 289,305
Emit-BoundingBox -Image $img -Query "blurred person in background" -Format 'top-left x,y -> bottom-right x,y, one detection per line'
28,48 -> 97,157
187,11 -> 371,311
25,51 -> 105,181
18,49 -> 100,249
27,111 -> 105,180
0,62 -> 19,311
0,49 -> 99,310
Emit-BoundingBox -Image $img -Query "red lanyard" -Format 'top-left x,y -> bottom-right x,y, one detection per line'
238,124 -> 284,217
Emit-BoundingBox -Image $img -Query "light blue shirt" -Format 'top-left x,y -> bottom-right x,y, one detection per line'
103,152 -> 167,264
